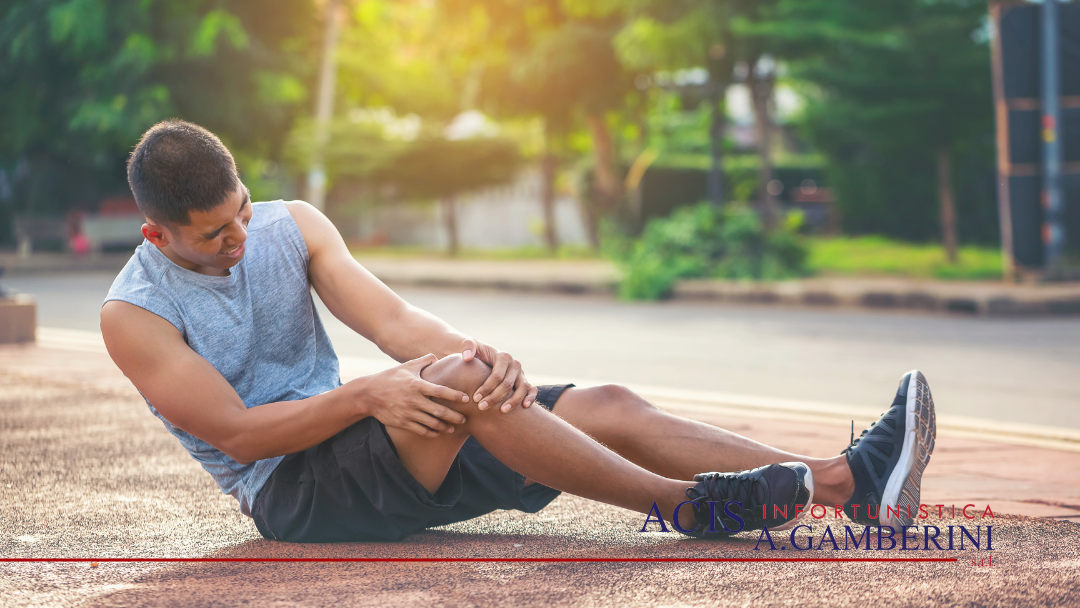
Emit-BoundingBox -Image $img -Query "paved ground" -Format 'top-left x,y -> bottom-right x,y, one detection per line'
6,272 -> 1080,429
3,346 -> 1080,606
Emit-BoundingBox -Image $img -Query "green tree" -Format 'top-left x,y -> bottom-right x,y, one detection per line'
438,0 -> 635,249
614,0 -> 789,226
379,136 -> 522,255
319,1 -> 523,255
0,0 -> 315,243
747,0 -> 994,253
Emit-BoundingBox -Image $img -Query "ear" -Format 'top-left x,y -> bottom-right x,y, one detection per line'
142,222 -> 171,248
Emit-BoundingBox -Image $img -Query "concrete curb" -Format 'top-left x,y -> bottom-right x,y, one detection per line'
673,276 -> 1080,316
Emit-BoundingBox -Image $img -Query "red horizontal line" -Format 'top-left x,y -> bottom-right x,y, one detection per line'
1,558 -> 958,563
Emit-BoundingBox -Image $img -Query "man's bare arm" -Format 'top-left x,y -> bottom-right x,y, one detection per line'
101,301 -> 469,463
284,200 -> 467,362
284,201 -> 540,411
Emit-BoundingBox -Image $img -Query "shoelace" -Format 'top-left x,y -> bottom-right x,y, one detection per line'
841,418 -> 879,455
687,470 -> 767,508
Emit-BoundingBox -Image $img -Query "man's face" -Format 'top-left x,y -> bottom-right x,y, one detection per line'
146,184 -> 252,276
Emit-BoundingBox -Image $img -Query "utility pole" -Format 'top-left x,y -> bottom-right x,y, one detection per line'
1042,0 -> 1064,269
307,0 -> 342,212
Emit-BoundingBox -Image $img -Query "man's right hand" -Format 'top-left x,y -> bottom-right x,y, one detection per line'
353,354 -> 470,438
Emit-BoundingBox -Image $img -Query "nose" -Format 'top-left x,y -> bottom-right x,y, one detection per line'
223,218 -> 248,247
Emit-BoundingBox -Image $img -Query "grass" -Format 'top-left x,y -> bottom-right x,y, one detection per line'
349,236 -> 1005,281
807,236 -> 1004,281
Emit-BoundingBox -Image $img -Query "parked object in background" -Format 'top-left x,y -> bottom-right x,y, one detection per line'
788,181 -> 838,235
13,198 -> 145,256
0,268 -> 35,344
69,232 -> 91,256
14,217 -> 68,258
82,197 -> 144,253
81,215 -> 145,252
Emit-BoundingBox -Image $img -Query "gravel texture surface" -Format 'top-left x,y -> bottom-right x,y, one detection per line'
3,372 -> 1079,607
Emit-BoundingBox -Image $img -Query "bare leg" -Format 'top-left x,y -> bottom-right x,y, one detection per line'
384,355 -> 694,519
552,386 -> 854,506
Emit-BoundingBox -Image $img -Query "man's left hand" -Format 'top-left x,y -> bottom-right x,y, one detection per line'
461,339 -> 537,413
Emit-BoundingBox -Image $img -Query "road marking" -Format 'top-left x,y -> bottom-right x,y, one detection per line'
36,327 -> 1080,452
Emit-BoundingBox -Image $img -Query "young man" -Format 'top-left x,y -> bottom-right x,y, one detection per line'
101,120 -> 937,542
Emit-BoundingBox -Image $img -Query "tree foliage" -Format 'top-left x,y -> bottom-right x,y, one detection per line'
1,0 -> 1002,250
747,0 -> 996,243
0,0 -> 316,232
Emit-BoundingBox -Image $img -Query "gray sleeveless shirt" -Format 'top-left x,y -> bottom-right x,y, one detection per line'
104,201 -> 341,516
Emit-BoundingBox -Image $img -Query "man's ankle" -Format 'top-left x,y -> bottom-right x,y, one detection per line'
813,455 -> 855,506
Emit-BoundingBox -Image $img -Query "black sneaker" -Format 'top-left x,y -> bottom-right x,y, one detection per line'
842,370 -> 936,529
681,462 -> 814,537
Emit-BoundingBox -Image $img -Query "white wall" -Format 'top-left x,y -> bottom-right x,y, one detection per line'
356,168 -> 590,249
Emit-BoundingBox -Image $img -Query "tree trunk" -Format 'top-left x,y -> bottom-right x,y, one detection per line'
707,93 -> 723,207
307,0 -> 341,212
540,125 -> 559,253
442,195 -> 459,257
938,146 -> 958,263
585,112 -> 623,248
750,70 -> 777,230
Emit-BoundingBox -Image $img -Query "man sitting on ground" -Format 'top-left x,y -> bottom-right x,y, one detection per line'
101,120 -> 937,542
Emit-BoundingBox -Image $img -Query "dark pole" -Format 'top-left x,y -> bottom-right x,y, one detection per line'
1042,0 -> 1064,269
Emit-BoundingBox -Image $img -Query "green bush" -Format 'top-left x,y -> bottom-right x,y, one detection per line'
605,203 -> 809,300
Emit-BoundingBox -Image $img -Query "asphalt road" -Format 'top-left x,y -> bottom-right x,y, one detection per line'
6,270 -> 1080,429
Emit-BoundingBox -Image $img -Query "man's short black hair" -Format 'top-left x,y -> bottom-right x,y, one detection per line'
127,119 -> 241,227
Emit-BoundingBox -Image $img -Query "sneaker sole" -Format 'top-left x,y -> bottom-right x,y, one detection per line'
771,462 -> 815,532
879,370 -> 937,529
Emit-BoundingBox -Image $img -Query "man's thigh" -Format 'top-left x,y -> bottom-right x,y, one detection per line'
545,384 -> 659,449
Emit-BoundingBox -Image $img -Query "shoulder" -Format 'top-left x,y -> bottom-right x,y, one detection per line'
247,200 -> 291,231
281,200 -> 346,261
282,200 -> 327,231
103,245 -> 187,335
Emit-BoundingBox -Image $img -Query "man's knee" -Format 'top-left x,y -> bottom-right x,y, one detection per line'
561,384 -> 658,438
421,354 -> 490,407
587,384 -> 656,415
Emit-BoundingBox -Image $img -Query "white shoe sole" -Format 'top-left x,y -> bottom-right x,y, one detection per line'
879,371 -> 937,529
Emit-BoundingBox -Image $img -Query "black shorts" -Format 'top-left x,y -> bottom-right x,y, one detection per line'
250,384 -> 574,542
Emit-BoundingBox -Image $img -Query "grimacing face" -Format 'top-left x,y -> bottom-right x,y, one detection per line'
141,184 -> 252,277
